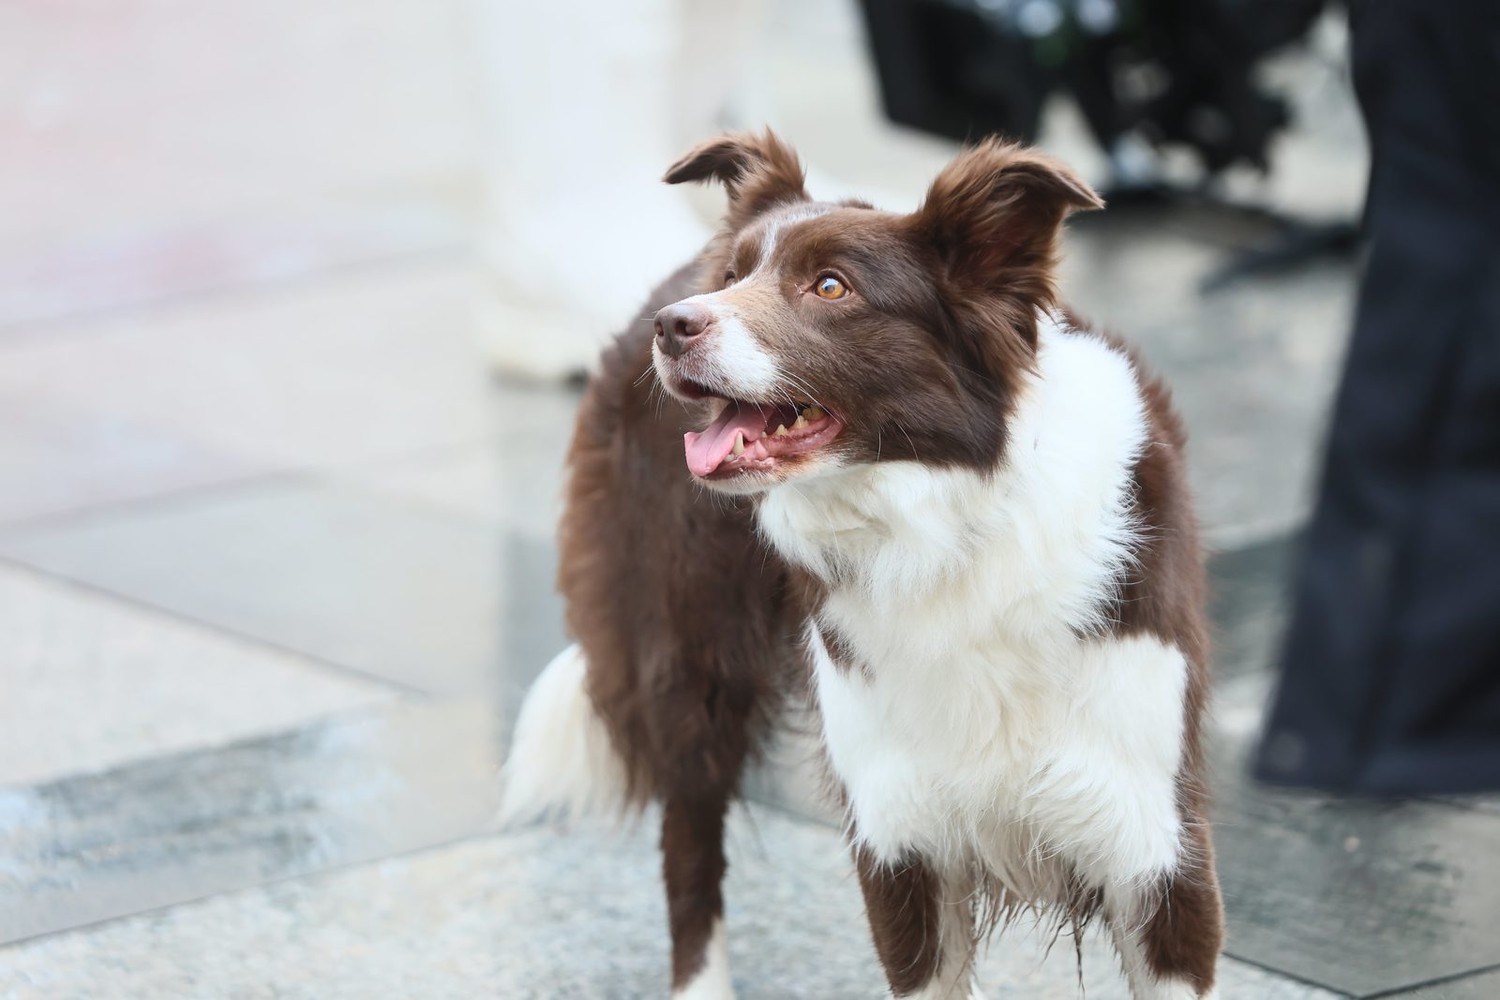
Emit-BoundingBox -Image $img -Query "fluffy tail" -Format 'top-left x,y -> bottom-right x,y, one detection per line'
499,643 -> 633,825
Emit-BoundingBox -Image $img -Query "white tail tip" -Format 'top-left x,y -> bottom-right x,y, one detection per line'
500,643 -> 632,826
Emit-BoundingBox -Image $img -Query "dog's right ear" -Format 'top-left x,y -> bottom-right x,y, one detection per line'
665,129 -> 808,228
912,138 -> 1101,288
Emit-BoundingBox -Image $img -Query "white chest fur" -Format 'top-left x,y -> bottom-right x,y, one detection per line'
758,323 -> 1190,893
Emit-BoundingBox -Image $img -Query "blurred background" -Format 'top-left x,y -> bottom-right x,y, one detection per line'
1,1 -> 1496,997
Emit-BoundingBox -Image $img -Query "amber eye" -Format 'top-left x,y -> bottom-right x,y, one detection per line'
814,275 -> 849,300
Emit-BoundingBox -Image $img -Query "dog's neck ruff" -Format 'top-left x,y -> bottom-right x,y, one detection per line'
756,313 -> 1150,640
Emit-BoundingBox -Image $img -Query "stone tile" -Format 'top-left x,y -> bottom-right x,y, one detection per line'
0,389 -> 265,526
0,699 -> 502,948
0,199 -> 468,333
339,382 -> 579,539
0,262 -> 502,470
1383,968 -> 1500,999
0,805 -> 1336,1000
0,563 -> 393,788
1196,543 -> 1500,997
1209,533 -> 1298,682
1435,795 -> 1500,817
0,0 -> 478,255
346,442 -> 563,540
1213,743 -> 1500,997
0,480 -> 566,696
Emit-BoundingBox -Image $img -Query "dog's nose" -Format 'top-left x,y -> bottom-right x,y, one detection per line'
654,302 -> 714,358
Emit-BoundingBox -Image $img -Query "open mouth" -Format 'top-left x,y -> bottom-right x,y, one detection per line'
682,392 -> 843,480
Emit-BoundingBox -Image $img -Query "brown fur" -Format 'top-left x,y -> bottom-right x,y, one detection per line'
558,262 -> 798,989
1142,824 -> 1224,993
664,128 -> 809,231
555,132 -> 1222,996
853,848 -> 945,995
1075,312 -> 1225,990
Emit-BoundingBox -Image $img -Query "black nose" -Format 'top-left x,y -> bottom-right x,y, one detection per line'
654,302 -> 714,358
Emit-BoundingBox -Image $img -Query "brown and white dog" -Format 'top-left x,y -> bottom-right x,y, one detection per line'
502,130 -> 1224,999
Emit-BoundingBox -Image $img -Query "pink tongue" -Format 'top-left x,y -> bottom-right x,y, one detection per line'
684,404 -> 769,477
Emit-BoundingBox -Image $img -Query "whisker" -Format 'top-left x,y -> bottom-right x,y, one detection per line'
774,370 -> 831,415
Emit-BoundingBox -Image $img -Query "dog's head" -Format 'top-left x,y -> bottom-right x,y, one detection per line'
652,129 -> 1101,495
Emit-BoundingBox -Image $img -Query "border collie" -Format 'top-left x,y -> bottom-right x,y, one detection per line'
502,130 -> 1224,999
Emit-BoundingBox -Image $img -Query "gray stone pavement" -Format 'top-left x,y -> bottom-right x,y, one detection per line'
4,2 -> 1499,998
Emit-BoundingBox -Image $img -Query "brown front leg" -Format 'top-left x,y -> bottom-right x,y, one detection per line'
662,794 -> 734,997
854,846 -> 977,998
1108,819 -> 1225,998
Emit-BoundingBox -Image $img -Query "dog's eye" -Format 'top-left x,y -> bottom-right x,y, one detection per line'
723,271 -> 737,287
814,275 -> 849,300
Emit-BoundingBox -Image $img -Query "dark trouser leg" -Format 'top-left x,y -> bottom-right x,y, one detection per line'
1256,1 -> 1500,794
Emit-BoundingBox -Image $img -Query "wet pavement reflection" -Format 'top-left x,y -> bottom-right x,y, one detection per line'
0,700 -> 504,946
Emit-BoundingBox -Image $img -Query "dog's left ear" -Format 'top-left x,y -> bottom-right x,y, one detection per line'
665,128 -> 809,229
912,139 -> 1102,284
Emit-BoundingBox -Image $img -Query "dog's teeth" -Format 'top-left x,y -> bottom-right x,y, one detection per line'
731,432 -> 745,457
791,414 -> 808,430
772,424 -> 789,438
803,405 -> 826,422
